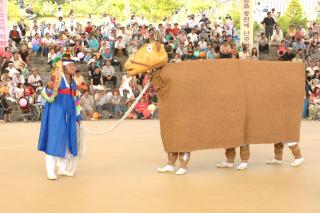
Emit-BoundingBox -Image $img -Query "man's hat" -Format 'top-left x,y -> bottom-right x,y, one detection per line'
62,50 -> 75,66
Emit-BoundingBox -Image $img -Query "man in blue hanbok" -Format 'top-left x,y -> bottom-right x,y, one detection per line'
38,51 -> 83,180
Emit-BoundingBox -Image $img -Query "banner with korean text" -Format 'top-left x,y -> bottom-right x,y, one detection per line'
240,0 -> 254,50
0,0 -> 8,52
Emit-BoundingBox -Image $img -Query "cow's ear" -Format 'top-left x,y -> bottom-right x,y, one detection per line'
155,42 -> 161,52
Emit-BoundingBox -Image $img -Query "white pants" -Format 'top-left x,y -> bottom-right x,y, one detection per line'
284,142 -> 298,147
45,148 -> 78,176
119,85 -> 134,98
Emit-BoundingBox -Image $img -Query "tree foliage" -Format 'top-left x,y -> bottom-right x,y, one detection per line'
277,0 -> 308,33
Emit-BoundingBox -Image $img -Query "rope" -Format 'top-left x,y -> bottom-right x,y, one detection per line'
83,81 -> 151,136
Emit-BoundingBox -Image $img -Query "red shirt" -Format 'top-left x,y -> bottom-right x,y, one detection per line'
165,28 -> 173,35
172,27 -> 180,36
24,86 -> 34,96
85,26 -> 93,34
135,102 -> 148,113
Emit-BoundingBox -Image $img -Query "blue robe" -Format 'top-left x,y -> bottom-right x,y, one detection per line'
38,77 -> 80,158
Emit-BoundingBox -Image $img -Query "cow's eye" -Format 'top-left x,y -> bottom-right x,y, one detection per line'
147,44 -> 152,53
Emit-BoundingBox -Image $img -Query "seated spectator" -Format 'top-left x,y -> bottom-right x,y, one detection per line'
74,69 -> 85,86
206,47 -> 219,59
95,86 -> 112,117
19,45 -> 29,65
308,86 -> 320,120
231,43 -> 238,58
31,33 -> 42,56
258,33 -> 269,53
220,40 -> 232,58
7,39 -> 18,53
42,33 -> 54,57
292,49 -> 305,63
12,52 -> 24,70
170,53 -> 182,63
9,25 -> 21,44
20,62 -> 29,81
110,90 -> 122,117
80,90 -> 94,120
89,35 -> 99,51
310,71 -> 320,90
101,60 -> 117,88
134,96 -> 151,119
84,52 -> 92,65
287,25 -> 296,42
114,36 -> 126,57
277,40 -> 287,56
119,74 -> 134,98
47,48 -> 56,68
251,47 -> 259,61
279,47 -> 295,61
6,62 -> 19,78
270,25 -> 283,46
90,67 -> 103,91
239,47 -> 250,60
198,38 -> 208,51
27,68 -> 41,90
25,4 -> 37,20
292,38 -> 306,52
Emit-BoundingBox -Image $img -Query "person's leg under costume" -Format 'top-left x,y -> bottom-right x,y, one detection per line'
158,152 -> 191,175
267,142 -> 304,167
216,145 -> 250,170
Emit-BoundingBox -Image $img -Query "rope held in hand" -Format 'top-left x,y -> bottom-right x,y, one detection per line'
83,81 -> 151,136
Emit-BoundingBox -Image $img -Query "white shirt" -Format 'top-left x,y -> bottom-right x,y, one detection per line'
6,67 -> 19,78
28,74 -> 42,87
115,40 -> 126,49
199,41 -> 207,50
121,75 -> 132,87
187,33 -> 198,43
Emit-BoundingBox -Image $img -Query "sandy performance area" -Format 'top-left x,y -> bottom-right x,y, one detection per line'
0,120 -> 319,213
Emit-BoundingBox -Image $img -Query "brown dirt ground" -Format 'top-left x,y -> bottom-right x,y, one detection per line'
0,120 -> 319,213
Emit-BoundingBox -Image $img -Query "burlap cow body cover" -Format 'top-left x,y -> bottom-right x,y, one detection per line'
151,59 -> 305,152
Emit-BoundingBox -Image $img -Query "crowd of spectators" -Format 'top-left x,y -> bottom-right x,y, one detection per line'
1,6 -> 320,122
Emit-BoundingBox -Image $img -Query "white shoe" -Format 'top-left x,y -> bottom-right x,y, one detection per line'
175,168 -> 187,175
47,173 -> 57,180
58,170 -> 75,177
290,157 -> 304,167
236,163 -> 248,170
216,161 -> 234,168
266,159 -> 283,164
157,165 -> 175,173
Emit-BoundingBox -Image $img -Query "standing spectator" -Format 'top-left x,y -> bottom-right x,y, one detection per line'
28,68 -> 41,90
9,25 -> 21,44
18,19 -> 27,37
261,12 -> 276,40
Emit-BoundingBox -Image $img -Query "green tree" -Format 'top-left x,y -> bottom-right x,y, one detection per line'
229,0 -> 240,29
277,0 -> 307,34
